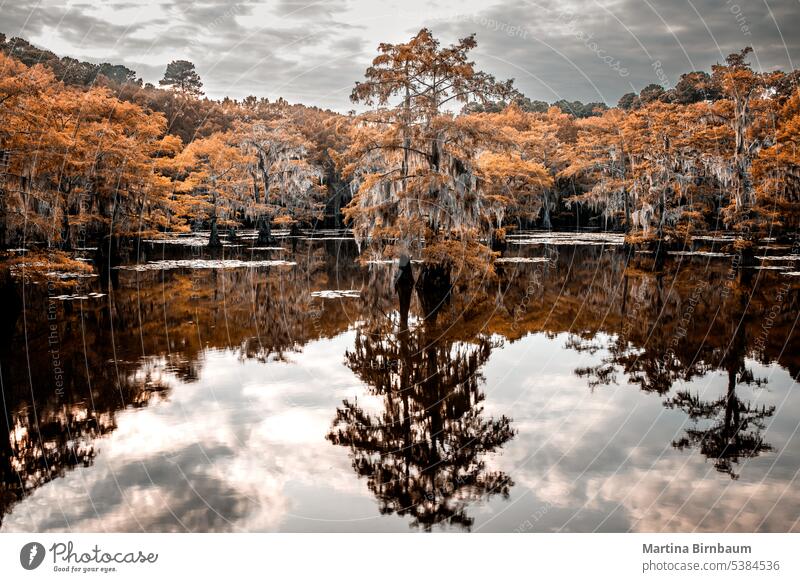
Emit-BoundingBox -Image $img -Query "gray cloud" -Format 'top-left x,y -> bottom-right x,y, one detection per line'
1,0 -> 798,111
425,0 -> 800,105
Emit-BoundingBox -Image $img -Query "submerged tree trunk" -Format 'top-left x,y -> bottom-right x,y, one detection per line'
96,235 -> 122,290
0,271 -> 21,352
60,210 -> 72,251
623,188 -> 631,234
208,214 -> 222,248
208,185 -> 222,248
257,214 -> 273,245
0,190 -> 7,249
738,243 -> 757,268
395,255 -> 414,329
489,228 -> 507,252
620,275 -> 629,315
653,242 -> 668,270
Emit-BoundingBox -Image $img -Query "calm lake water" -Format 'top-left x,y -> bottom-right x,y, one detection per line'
1,230 -> 799,532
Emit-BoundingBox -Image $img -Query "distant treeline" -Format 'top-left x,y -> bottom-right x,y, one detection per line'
1,31 -> 798,266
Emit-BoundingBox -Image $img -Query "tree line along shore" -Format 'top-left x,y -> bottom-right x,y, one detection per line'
1,30 -> 799,282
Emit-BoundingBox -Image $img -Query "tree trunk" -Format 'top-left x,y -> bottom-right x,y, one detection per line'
61,210 -> 72,251
653,239 -> 667,270
257,214 -> 273,245
542,202 -> 552,229
252,172 -> 260,204
738,243 -> 757,268
489,228 -> 507,252
208,175 -> 222,248
334,182 -> 345,227
623,188 -> 631,234
395,254 -> 414,329
208,214 -> 222,248
621,275 -> 629,315
0,191 -> 7,249
733,97 -> 755,212
96,235 -> 122,290
255,151 -> 276,245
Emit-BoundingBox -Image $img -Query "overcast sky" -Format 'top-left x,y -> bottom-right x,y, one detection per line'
2,0 -> 798,111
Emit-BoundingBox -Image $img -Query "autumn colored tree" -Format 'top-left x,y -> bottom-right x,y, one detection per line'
705,48 -> 784,250
342,29 -> 514,295
477,150 -> 551,237
143,86 -> 232,143
752,86 -> 800,235
0,52 -> 61,246
58,87 -> 175,245
468,104 -> 558,234
288,105 -> 353,227
616,101 -> 716,259
176,131 -> 250,247
3,33 -> 800,271
561,108 -> 633,231
240,118 -> 323,243
0,54 -> 173,250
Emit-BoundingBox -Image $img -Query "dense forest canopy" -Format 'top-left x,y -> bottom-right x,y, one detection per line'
1,30 -> 799,270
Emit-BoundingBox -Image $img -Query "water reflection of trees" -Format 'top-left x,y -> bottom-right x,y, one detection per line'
2,240 -> 798,526
0,241 -> 364,525
328,280 -> 515,531
529,252 -> 797,480
0,276 -> 168,527
667,372 -> 774,479
666,304 -> 774,479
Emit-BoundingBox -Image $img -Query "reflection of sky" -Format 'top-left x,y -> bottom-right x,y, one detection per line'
477,335 -> 800,532
3,331 -> 799,532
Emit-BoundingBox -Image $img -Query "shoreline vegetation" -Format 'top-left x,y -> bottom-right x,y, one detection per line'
1,30 -> 799,288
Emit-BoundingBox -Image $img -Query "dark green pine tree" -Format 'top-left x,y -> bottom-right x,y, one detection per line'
159,59 -> 204,97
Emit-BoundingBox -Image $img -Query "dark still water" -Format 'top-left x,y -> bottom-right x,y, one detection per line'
1,231 -> 799,532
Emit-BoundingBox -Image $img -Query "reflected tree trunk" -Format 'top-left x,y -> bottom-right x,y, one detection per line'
395,255 -> 414,329
416,264 -> 451,322
621,274 -> 629,315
